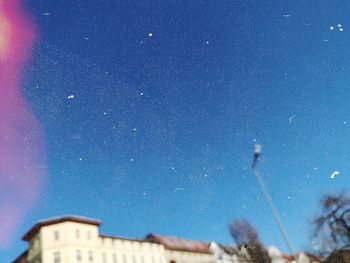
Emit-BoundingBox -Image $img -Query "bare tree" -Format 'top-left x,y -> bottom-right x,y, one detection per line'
229,219 -> 271,263
313,192 -> 350,255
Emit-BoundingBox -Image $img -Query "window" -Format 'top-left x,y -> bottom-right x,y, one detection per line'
132,255 -> 137,263
140,256 -> 145,263
113,253 -> 117,263
54,231 -> 59,241
76,250 -> 82,261
76,229 -> 80,239
87,231 -> 91,240
89,251 -> 94,262
152,256 -> 156,263
122,254 -> 127,263
53,252 -> 60,263
103,252 -> 107,263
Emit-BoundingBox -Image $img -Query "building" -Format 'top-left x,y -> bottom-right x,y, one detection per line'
13,216 -> 215,263
268,247 -> 322,263
209,242 -> 245,263
146,234 -> 214,263
13,215 -> 322,263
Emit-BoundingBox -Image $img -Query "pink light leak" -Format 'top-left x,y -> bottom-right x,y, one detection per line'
0,0 -> 46,248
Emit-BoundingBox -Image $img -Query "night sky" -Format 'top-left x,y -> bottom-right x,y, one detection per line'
3,0 -> 350,261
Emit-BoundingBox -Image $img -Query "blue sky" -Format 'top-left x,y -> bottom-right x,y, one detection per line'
3,0 -> 350,261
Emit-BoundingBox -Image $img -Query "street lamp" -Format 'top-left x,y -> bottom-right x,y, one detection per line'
252,144 -> 296,259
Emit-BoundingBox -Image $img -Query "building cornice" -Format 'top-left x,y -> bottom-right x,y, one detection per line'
22,215 -> 101,241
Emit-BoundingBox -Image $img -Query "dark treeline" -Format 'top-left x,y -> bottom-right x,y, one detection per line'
227,192 -> 350,263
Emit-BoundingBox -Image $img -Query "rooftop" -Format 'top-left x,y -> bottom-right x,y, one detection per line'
22,215 -> 101,241
146,233 -> 211,254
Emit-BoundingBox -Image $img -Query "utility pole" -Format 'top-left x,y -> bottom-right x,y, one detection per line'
252,144 -> 296,259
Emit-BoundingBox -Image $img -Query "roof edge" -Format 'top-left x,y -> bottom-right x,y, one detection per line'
22,215 -> 101,241
12,250 -> 28,263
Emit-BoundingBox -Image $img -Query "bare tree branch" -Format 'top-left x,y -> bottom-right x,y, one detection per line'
229,219 -> 271,263
312,192 -> 350,255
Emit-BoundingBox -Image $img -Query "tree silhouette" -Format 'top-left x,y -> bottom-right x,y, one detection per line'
313,192 -> 350,255
229,219 -> 271,263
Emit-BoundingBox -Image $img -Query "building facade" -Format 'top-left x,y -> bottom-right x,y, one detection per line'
13,216 -> 215,263
13,215 -> 321,263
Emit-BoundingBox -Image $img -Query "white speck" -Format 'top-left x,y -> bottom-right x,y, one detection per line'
204,174 -> 208,177
43,12 -> 51,16
84,37 -> 89,40
314,167 -> 317,170
174,188 -> 184,192
67,94 -> 75,99
133,128 -> 137,131
289,115 -> 296,123
148,33 -> 153,37
306,174 -> 310,178
142,192 -> 146,196
323,39 -> 329,42
283,14 -> 291,17
330,26 -> 334,30
344,121 -> 347,124
140,92 -> 144,96
130,158 -> 134,162
113,126 -> 116,130
287,196 -> 291,199
171,167 -> 175,170
206,41 -> 210,45
103,112 -> 107,115
79,157 -> 83,161
338,24 -> 342,27
339,27 -> 344,32
330,171 -> 340,179
253,138 -> 257,142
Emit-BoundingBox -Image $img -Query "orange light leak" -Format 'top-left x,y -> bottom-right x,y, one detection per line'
0,0 -> 46,248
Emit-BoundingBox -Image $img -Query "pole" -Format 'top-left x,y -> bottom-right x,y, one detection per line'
252,144 -> 296,259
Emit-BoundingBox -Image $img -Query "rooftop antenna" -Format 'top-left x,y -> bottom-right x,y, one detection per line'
251,144 -> 296,259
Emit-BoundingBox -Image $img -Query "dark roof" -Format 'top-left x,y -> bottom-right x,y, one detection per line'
146,233 -> 212,254
282,255 -> 296,262
22,215 -> 101,241
304,253 -> 322,262
99,234 -> 150,243
12,250 -> 28,263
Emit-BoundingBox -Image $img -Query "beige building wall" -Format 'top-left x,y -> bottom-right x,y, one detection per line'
40,221 -> 100,263
14,217 -> 217,263
19,219 -> 168,263
98,236 -> 166,263
27,233 -> 41,262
